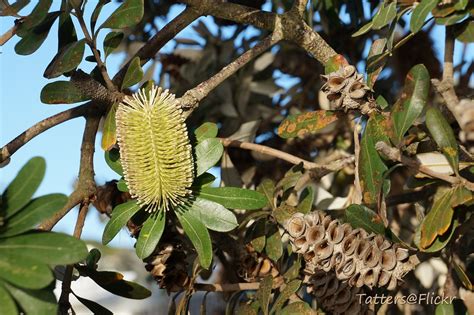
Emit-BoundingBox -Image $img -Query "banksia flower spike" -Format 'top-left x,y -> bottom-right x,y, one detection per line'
116,85 -> 194,213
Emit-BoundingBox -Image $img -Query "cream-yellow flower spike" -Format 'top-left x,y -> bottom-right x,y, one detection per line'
116,85 -> 194,212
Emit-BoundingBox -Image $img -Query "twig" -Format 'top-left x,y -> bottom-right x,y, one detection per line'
113,7 -> 200,87
375,141 -> 474,191
0,24 -> 17,46
292,0 -> 309,16
39,115 -> 100,231
0,104 -> 91,163
58,201 -> 90,314
169,277 -> 284,292
180,33 -> 282,116
352,121 -> 363,204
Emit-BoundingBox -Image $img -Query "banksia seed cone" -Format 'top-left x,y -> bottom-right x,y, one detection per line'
116,86 -> 194,212
321,65 -> 374,114
144,242 -> 190,291
306,269 -> 373,315
284,211 -> 419,290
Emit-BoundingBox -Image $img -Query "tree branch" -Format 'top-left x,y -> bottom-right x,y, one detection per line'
180,33 -> 282,116
292,0 -> 309,16
113,7 -> 200,87
0,104 -> 91,163
169,277 -> 284,292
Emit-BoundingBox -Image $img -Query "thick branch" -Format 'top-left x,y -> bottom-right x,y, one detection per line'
292,0 -> 309,16
113,7 -> 200,87
0,104 -> 91,163
180,33 -> 282,116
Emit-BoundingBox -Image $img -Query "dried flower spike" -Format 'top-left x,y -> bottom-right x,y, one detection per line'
116,85 -> 194,212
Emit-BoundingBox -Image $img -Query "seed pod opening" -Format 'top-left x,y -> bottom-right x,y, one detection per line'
116,86 -> 194,212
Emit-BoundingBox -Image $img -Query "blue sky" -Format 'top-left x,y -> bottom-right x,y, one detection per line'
1,1 -> 472,247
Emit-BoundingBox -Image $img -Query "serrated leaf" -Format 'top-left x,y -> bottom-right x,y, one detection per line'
177,209 -> 212,268
0,252 -> 53,289
410,0 -> 439,33
296,186 -> 314,214
100,0 -> 144,29
391,64 -> 430,143
40,81 -> 89,104
366,38 -> 387,88
102,200 -> 141,245
181,197 -> 237,232
16,0 -> 52,37
420,188 -> 454,249
266,223 -> 283,262
104,31 -> 123,58
250,219 -> 266,252
136,211 -> 166,259
43,39 -> 86,79
257,275 -> 273,315
2,156 -> 45,218
0,232 -> 88,265
121,56 -> 143,89
194,122 -> 218,143
195,138 -> 224,176
279,302 -> 314,315
78,268 -> 151,299
454,20 -> 474,42
73,293 -> 113,315
104,148 -> 124,176
373,2 -> 397,30
425,106 -> 459,175
197,187 -> 267,210
3,282 -> 57,315
277,110 -> 341,139
101,104 -> 118,150
352,21 -> 373,37
359,113 -> 390,204
15,12 -> 59,55
1,194 -> 67,237
0,282 -> 18,315
270,280 -> 301,313
257,178 -> 276,209
324,54 -> 349,74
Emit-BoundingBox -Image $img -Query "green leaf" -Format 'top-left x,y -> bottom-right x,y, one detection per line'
43,39 -> 86,79
0,282 -> 18,315
78,268 -> 151,299
0,232 -> 88,265
181,197 -> 237,232
453,260 -> 473,290
197,187 -> 267,210
391,64 -> 430,143
277,110 -> 341,139
373,2 -> 397,30
435,302 -> 454,315
366,38 -> 387,88
91,0 -> 111,32
3,281 -> 57,315
454,20 -> 474,42
279,302 -> 314,315
100,0 -> 144,29
296,186 -> 314,214
250,219 -> 266,252
102,200 -> 141,245
265,223 -> 283,262
194,138 -> 224,177
176,209 -> 213,268
358,113 -> 390,204
425,106 -> 459,175
352,21 -> 373,37
2,156 -> 46,218
276,164 -> 304,192
117,178 -> 129,192
192,173 -> 216,188
282,258 -> 301,281
420,188 -> 454,249
346,204 -> 386,235
0,253 -> 53,289
1,194 -> 67,237
136,211 -> 166,259
40,81 -> 89,104
415,217 -> 458,252
121,56 -> 143,89
256,275 -> 273,315
270,280 -> 302,314
435,12 -> 467,26
103,31 -> 123,58
195,122 -> 219,143
58,2 -> 77,50
324,54 -> 349,74
104,148 -> 124,176
101,103 -> 118,150
257,178 -> 276,209
86,248 -> 101,269
410,0 -> 439,33
73,293 -> 113,315
16,0 -> 52,37
15,12 -> 59,55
